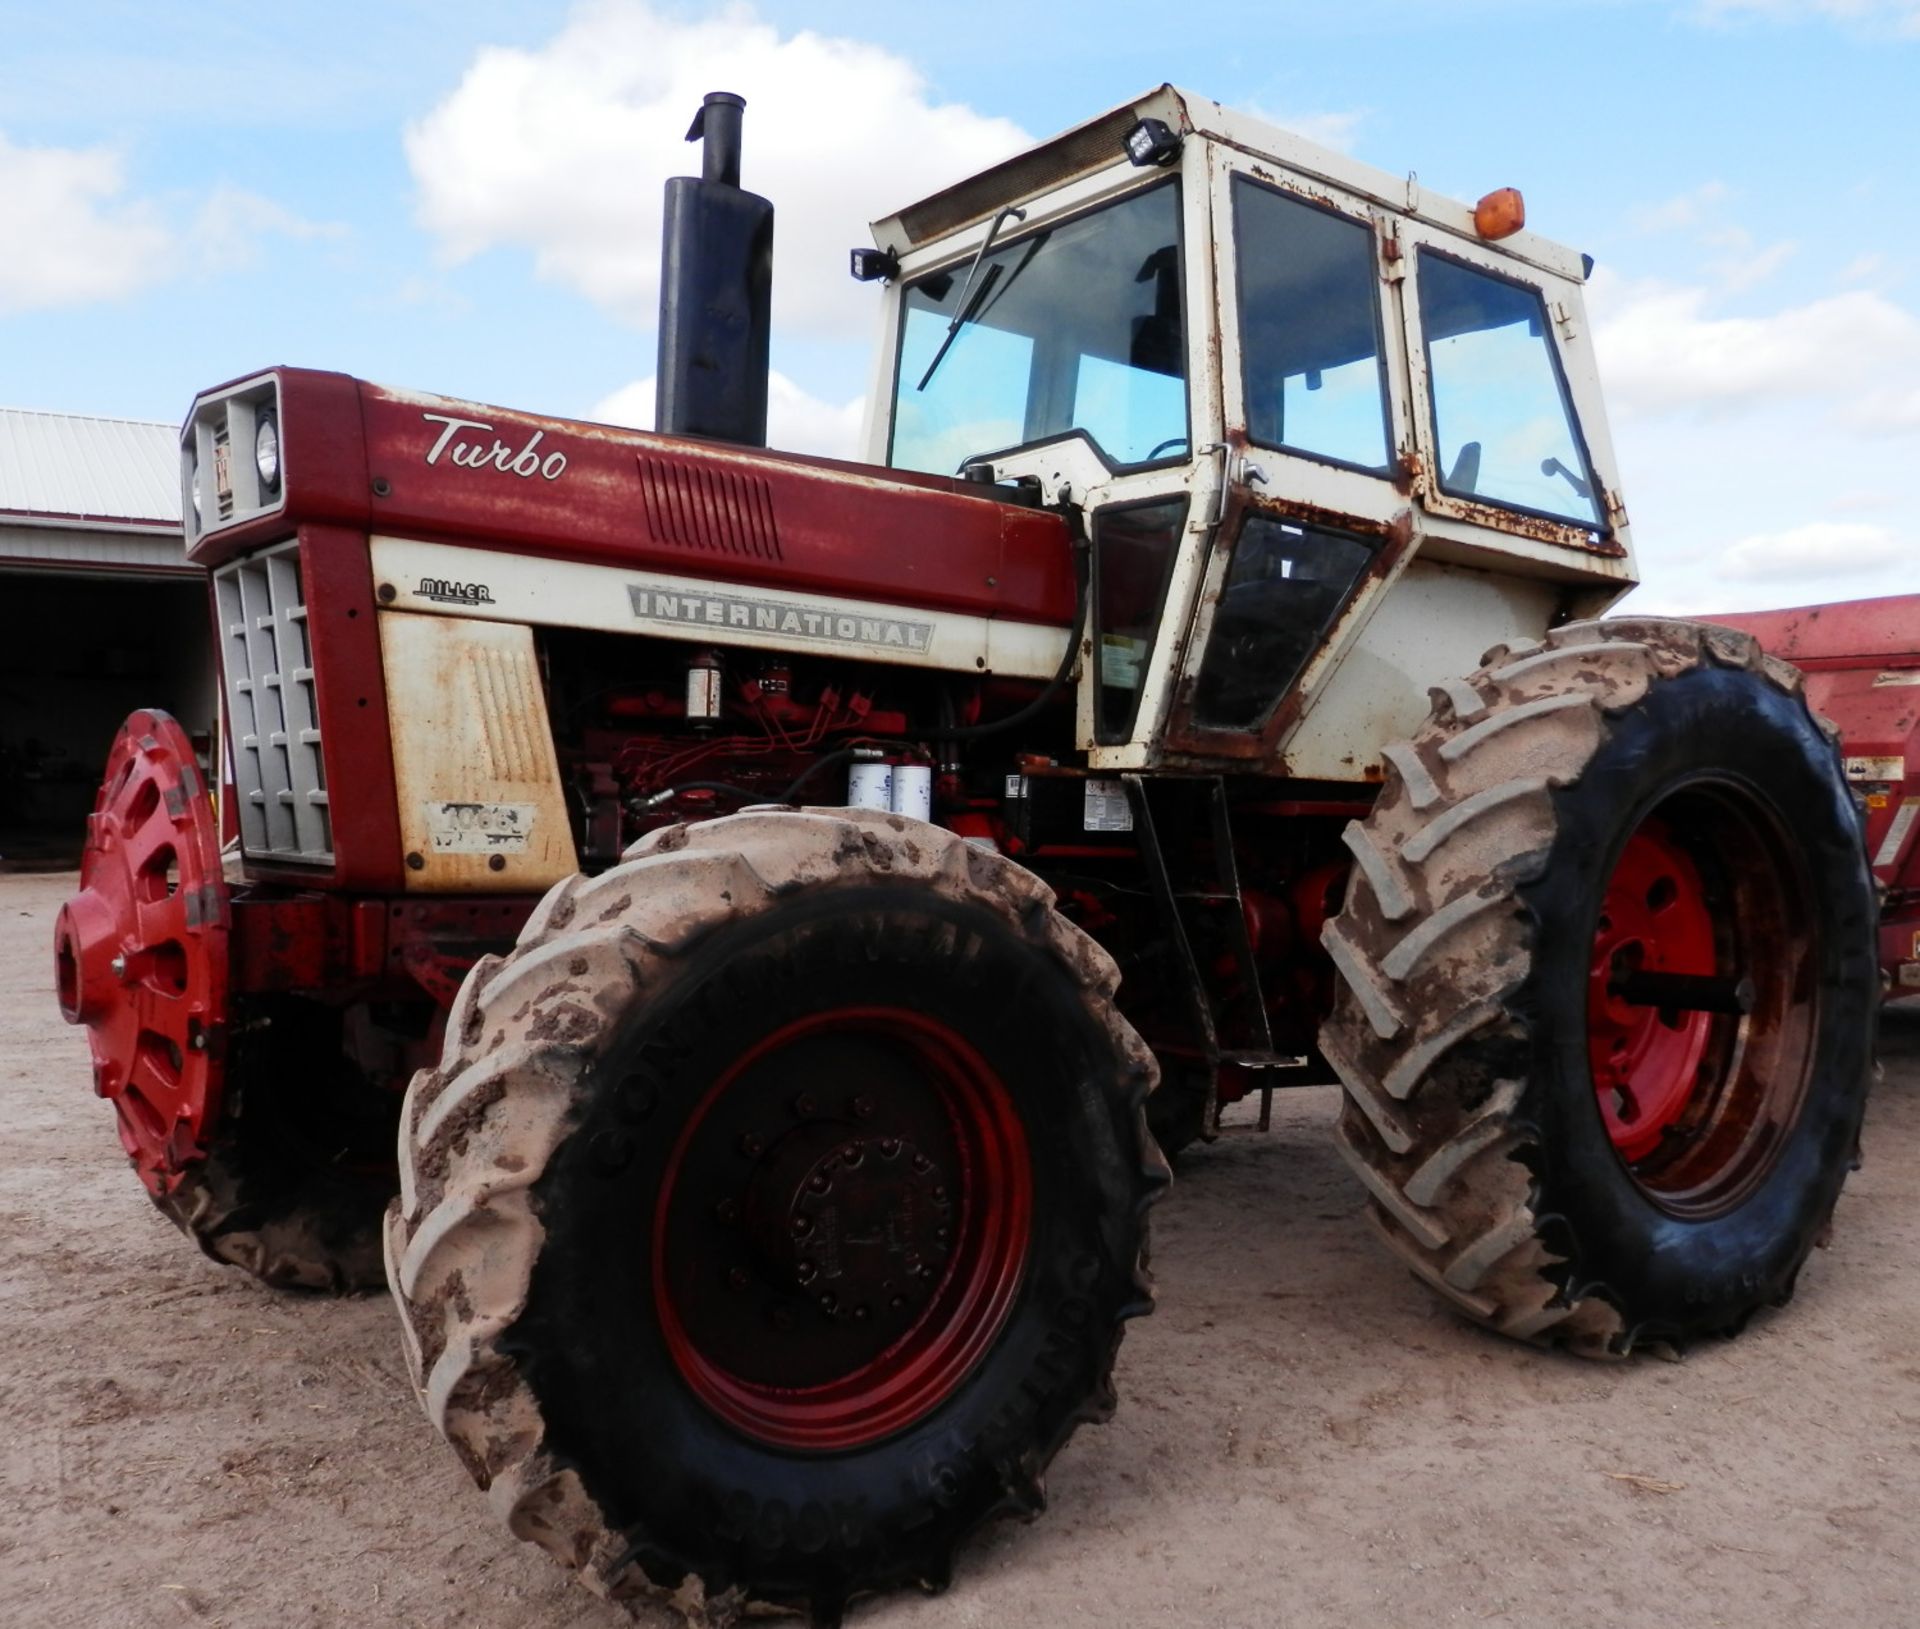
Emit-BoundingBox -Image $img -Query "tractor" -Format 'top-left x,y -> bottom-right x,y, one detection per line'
54,86 -> 1877,1621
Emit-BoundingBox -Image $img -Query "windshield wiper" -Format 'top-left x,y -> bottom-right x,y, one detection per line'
1541,456 -> 1592,500
916,205 -> 1026,392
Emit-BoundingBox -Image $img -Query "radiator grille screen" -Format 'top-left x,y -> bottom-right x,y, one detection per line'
215,546 -> 332,863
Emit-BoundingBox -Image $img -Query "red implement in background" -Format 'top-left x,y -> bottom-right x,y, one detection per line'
1705,594 -> 1920,997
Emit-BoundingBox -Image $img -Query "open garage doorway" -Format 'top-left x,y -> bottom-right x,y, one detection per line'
0,571 -> 214,866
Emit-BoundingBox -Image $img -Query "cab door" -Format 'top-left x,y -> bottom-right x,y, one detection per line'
1157,150 -> 1421,763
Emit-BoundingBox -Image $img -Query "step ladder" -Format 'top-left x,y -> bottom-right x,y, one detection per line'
1122,775 -> 1307,1131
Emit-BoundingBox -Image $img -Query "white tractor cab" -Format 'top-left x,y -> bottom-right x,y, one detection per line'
859,85 -> 1633,776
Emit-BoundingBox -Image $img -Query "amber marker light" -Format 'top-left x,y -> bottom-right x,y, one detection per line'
1474,187 -> 1526,239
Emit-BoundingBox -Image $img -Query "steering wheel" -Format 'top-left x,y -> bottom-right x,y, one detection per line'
1146,436 -> 1189,460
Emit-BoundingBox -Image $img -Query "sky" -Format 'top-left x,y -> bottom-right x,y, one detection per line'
3,0 -> 1916,615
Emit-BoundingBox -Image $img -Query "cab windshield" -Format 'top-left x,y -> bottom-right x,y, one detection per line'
888,182 -> 1188,476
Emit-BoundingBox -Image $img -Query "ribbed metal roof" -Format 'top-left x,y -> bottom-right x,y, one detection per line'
0,407 -> 180,528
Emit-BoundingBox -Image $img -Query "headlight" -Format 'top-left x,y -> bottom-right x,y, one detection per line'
255,413 -> 281,491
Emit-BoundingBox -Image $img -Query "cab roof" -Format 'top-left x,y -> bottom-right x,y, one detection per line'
870,84 -> 1588,285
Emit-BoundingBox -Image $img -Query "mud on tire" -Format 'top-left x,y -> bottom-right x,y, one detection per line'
1320,618 -> 1877,1356
385,808 -> 1165,1621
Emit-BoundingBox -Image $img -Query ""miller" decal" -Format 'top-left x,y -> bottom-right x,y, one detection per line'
417,577 -> 496,605
628,586 -> 933,652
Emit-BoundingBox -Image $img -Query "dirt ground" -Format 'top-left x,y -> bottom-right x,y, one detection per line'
5,867 -> 1918,1629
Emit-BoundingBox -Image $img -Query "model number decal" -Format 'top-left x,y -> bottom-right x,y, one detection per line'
628,586 -> 933,651
422,412 -> 568,481
423,801 -> 535,853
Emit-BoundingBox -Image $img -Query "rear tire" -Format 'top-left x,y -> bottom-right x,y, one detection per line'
386,809 -> 1164,1619
1320,618 -> 1876,1356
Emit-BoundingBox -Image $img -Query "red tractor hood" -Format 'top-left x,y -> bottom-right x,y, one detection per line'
185,368 -> 1077,628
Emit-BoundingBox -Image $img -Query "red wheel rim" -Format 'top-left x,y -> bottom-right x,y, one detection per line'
1587,821 -> 1716,1162
1584,788 -> 1819,1214
54,711 -> 229,1197
653,1006 -> 1031,1452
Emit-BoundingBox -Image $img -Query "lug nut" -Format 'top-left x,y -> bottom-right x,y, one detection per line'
912,1153 -> 933,1174
809,1173 -> 832,1194
791,1216 -> 813,1238
878,1137 -> 901,1158
714,1198 -> 740,1224
852,1305 -> 871,1322
852,1095 -> 876,1119
820,1293 -> 838,1314
797,1260 -> 818,1284
739,1132 -> 765,1157
890,1295 -> 907,1311
840,1143 -> 864,1168
794,1092 -> 818,1116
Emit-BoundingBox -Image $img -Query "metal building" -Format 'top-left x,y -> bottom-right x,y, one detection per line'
0,408 -> 212,863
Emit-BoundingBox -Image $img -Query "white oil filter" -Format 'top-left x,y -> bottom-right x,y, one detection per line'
847,761 -> 893,811
890,764 -> 933,821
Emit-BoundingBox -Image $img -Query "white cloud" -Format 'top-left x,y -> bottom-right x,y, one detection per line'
1631,180 -> 1730,234
0,132 -> 171,314
1837,251 -> 1888,284
1695,0 -> 1920,34
591,370 -> 865,460
190,185 -> 347,271
1709,237 -> 1797,293
0,132 -> 349,315
406,3 -> 1032,339
1591,269 -> 1920,430
1717,521 -> 1901,580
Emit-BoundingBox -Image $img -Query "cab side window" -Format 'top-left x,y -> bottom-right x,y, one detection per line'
1417,251 -> 1602,528
1235,179 -> 1392,476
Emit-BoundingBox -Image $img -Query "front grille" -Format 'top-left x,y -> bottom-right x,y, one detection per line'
215,545 -> 332,863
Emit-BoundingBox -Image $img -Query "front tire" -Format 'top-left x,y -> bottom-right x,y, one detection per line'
386,809 -> 1164,1619
1320,618 -> 1876,1356
160,997 -> 397,1292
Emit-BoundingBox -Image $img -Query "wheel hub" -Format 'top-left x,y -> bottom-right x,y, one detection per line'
759,1128 -> 953,1328
54,711 -> 229,1196
1587,820 -> 1717,1162
653,1006 -> 1031,1451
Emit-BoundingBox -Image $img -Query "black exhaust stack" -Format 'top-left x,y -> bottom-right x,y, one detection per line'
655,92 -> 773,446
